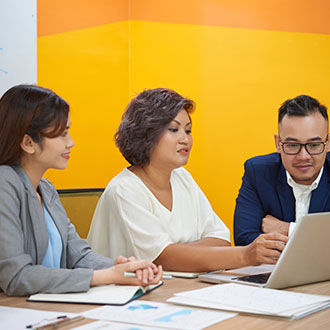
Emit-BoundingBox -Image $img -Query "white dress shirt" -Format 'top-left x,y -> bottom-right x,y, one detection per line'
286,167 -> 323,235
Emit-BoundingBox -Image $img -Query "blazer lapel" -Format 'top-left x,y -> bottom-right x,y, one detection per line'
27,192 -> 48,264
39,181 -> 67,261
309,166 -> 330,213
15,166 -> 49,264
277,165 -> 296,222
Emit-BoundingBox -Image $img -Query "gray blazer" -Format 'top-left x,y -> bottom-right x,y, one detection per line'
0,165 -> 114,296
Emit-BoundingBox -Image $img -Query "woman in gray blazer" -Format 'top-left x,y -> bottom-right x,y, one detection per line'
0,84 -> 162,296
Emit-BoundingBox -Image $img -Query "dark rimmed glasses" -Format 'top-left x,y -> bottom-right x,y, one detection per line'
280,139 -> 328,155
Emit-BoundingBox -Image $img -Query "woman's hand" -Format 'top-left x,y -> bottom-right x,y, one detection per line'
114,256 -> 153,284
91,257 -> 163,287
244,232 -> 288,265
114,255 -> 137,264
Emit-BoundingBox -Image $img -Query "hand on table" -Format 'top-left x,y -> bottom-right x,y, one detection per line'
91,256 -> 163,287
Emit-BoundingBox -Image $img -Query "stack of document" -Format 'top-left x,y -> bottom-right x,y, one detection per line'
167,283 -> 330,319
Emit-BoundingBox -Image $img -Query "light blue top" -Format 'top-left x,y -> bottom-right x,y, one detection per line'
41,204 -> 62,268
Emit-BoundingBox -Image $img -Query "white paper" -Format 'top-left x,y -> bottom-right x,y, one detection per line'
171,283 -> 330,316
163,271 -> 202,278
81,300 -> 236,330
0,306 -> 76,330
74,320 -> 161,330
168,296 -> 330,320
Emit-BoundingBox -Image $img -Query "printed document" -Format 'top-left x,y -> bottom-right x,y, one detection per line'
81,299 -> 236,330
167,283 -> 330,319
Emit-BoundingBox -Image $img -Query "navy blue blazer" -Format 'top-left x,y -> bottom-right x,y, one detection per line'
234,152 -> 330,246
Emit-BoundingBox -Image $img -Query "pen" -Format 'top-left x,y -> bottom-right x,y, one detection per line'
26,316 -> 67,329
124,272 -> 172,279
33,316 -> 85,330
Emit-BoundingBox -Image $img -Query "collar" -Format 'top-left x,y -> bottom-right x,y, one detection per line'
286,166 -> 323,192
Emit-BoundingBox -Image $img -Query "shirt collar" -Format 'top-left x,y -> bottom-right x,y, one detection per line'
286,166 -> 324,191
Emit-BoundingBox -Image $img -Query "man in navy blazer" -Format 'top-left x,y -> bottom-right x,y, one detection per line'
234,95 -> 330,246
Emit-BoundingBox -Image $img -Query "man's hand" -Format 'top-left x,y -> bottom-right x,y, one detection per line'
262,215 -> 290,236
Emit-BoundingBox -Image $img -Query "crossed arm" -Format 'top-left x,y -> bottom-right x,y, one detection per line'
234,160 -> 291,245
262,215 -> 290,236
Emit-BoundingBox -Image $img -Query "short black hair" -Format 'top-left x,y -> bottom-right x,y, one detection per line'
115,88 -> 194,166
278,95 -> 328,123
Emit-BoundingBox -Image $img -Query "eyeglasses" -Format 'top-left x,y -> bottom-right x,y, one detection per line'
280,139 -> 328,155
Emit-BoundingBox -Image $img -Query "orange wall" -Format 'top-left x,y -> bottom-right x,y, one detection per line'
38,0 -> 330,35
37,0 -> 128,36
37,0 -> 330,238
130,0 -> 330,34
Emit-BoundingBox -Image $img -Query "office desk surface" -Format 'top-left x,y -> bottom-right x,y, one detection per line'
1,278 -> 330,330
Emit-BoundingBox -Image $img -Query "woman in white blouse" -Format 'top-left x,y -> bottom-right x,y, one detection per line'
88,88 -> 288,272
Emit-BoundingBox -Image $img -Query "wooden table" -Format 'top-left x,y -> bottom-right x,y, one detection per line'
1,278 -> 330,329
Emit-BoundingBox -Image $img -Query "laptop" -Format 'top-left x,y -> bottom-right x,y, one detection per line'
199,212 -> 330,289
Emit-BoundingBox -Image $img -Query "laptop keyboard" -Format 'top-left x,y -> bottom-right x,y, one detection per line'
234,272 -> 271,284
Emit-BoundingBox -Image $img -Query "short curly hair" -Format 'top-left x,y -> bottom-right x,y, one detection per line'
115,88 -> 195,166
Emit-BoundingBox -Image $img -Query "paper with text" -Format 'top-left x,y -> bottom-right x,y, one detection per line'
172,283 -> 330,315
74,320 -> 161,330
0,306 -> 76,329
81,300 -> 236,330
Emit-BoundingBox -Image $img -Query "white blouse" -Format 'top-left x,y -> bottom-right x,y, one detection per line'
87,167 -> 230,261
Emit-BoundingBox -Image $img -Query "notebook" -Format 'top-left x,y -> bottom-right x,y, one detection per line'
27,282 -> 162,306
199,212 -> 330,289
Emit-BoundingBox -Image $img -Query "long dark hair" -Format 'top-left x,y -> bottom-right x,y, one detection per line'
0,84 -> 69,165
